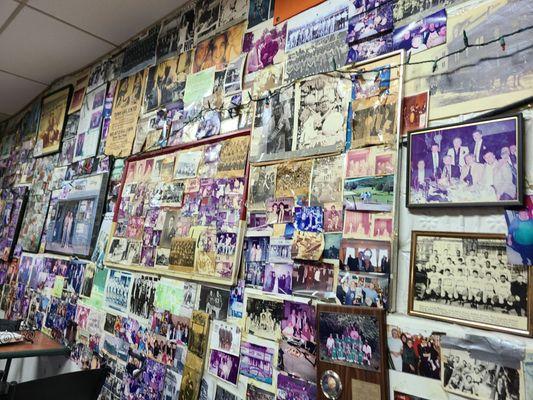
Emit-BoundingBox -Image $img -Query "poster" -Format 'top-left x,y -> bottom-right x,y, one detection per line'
105,70 -> 146,157
34,86 -> 72,157
73,84 -> 107,162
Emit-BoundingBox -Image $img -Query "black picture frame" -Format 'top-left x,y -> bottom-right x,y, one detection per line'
406,114 -> 523,208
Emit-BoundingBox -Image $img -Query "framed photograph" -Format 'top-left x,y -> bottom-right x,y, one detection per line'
317,304 -> 387,400
34,86 -> 73,157
406,115 -> 523,208
409,231 -> 531,337
44,173 -> 108,258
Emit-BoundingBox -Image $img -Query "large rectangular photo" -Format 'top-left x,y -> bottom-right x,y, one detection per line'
409,231 -> 531,336
407,115 -> 523,208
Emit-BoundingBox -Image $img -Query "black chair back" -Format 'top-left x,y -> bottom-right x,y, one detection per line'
0,320 -> 22,332
6,368 -> 109,400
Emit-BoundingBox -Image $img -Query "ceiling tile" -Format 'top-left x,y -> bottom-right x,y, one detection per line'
28,0 -> 188,44
0,1 -> 19,29
0,6 -> 114,84
0,70 -> 47,115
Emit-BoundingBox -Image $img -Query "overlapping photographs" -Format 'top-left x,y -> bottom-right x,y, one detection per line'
407,115 -> 523,207
409,231 -> 530,336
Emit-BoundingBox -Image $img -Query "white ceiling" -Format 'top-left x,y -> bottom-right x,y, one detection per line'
0,0 -> 188,120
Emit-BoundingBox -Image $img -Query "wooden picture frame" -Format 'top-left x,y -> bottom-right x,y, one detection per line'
34,86 -> 73,157
408,231 -> 532,337
406,114 -> 523,208
317,304 -> 387,400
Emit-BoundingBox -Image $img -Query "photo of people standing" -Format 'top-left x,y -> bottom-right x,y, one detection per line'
387,326 -> 441,380
319,311 -> 381,371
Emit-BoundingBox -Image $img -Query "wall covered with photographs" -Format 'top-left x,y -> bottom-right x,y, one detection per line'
0,0 -> 531,400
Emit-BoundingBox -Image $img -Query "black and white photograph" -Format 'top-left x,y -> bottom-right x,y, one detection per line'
223,55 -> 246,94
310,155 -> 344,206
442,343 -> 521,400
285,31 -> 348,83
268,237 -> 293,264
104,269 -> 133,314
248,165 -> 276,210
285,1 -> 350,51
245,296 -> 283,339
410,231 -> 530,336
214,385 -> 236,400
209,320 -> 241,356
129,274 -> 159,321
296,74 -> 351,155
194,0 -> 220,42
250,86 -> 295,162
245,261 -> 266,288
197,286 -> 230,321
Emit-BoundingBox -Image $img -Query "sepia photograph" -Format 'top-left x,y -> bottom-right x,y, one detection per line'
291,231 -> 325,261
310,155 -> 344,205
409,231 -> 530,336
245,296 -> 283,339
296,75 -> 351,154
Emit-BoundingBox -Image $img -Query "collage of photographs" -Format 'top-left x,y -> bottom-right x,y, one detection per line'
0,0 -> 531,400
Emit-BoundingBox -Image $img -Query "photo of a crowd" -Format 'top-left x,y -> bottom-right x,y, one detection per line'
387,326 -> 441,380
408,117 -> 521,206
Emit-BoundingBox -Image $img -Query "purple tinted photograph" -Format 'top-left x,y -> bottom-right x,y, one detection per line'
346,2 -> 393,44
142,358 -> 166,399
281,300 -> 317,344
277,374 -> 317,400
239,341 -> 275,384
216,232 -> 237,256
407,115 -> 522,207
346,33 -> 393,64
208,349 -> 240,385
263,263 -> 293,295
393,9 -> 447,55
295,206 -> 323,233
